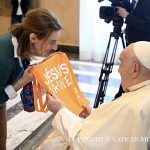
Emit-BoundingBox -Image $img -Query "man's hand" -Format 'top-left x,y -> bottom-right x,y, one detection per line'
46,94 -> 64,114
79,104 -> 92,118
117,7 -> 129,18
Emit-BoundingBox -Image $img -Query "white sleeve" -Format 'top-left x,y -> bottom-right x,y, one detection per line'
4,85 -> 17,99
52,96 -> 150,150
52,108 -> 84,144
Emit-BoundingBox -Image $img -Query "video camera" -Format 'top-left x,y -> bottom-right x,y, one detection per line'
94,0 -> 131,107
98,0 -> 130,30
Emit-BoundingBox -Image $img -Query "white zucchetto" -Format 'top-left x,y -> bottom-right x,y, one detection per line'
133,41 -> 150,70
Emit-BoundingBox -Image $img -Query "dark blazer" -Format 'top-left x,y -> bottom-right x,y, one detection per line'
11,0 -> 30,16
0,32 -> 23,104
125,0 -> 150,44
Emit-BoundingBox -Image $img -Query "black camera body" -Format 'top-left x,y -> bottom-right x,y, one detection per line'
99,0 -> 130,32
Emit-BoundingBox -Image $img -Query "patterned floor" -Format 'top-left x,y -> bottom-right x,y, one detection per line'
6,58 -> 121,150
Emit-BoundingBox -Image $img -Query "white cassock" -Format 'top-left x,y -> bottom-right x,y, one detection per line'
52,80 -> 150,150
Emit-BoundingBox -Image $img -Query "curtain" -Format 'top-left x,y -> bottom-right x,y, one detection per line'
79,0 -> 125,62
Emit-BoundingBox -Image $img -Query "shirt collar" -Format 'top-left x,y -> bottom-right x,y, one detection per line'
127,80 -> 150,92
135,0 -> 138,7
12,35 -> 18,58
12,35 -> 23,67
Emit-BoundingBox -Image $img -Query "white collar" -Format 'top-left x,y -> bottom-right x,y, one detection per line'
11,35 -> 23,67
12,35 -> 18,58
127,80 -> 150,92
134,0 -> 138,7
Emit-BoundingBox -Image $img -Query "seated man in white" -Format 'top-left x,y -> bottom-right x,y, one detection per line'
46,41 -> 150,150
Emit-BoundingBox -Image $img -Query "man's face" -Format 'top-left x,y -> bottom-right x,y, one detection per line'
118,46 -> 133,92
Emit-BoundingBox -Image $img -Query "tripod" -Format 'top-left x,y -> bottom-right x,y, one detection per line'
93,25 -> 126,108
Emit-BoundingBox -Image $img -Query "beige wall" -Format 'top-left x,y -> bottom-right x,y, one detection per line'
0,0 -> 79,46
38,0 -> 79,46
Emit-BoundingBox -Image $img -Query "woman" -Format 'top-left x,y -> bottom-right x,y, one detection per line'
0,8 -> 62,150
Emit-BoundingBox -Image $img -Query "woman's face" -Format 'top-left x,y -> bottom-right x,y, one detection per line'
30,30 -> 60,56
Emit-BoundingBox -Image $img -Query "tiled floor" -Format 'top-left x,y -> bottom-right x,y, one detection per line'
6,56 -> 121,149
71,60 -> 121,105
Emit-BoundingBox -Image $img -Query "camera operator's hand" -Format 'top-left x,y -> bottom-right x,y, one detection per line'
117,7 -> 129,18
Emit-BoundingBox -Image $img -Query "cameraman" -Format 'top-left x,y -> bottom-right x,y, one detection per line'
115,0 -> 150,98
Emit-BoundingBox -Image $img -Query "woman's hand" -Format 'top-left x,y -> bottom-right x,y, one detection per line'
19,66 -> 34,86
79,104 -> 92,118
13,66 -> 34,91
